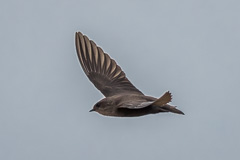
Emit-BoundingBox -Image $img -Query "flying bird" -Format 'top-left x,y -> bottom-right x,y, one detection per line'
75,32 -> 184,117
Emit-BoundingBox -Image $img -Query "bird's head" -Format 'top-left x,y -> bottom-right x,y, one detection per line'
89,98 -> 114,116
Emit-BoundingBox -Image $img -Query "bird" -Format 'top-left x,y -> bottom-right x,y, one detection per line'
75,32 -> 184,117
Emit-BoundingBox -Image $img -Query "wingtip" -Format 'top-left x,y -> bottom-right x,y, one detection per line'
179,110 -> 185,115
171,107 -> 185,115
75,31 -> 82,38
173,106 -> 185,115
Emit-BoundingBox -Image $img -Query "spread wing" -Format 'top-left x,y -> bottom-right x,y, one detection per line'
75,32 -> 144,97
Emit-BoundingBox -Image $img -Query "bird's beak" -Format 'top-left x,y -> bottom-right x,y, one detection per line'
89,108 -> 95,112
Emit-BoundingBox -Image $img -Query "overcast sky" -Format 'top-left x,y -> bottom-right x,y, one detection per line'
1,0 -> 240,160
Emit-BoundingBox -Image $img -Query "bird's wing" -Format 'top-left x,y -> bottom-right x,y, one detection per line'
118,101 -> 154,109
117,91 -> 172,109
75,32 -> 144,97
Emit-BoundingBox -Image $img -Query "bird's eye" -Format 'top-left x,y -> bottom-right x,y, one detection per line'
95,103 -> 100,108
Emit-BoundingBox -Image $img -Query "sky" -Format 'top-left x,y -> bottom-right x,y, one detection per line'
1,0 -> 240,160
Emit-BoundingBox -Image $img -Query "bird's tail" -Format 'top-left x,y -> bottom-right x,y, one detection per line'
152,91 -> 172,106
152,91 -> 184,115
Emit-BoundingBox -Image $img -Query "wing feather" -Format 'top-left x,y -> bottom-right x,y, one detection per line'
75,32 -> 144,97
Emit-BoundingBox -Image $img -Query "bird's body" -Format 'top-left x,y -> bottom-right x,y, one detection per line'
91,92 -> 183,117
75,32 -> 184,117
92,94 -> 157,117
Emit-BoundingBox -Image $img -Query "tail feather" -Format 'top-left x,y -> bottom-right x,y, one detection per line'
152,91 -> 172,106
152,91 -> 184,115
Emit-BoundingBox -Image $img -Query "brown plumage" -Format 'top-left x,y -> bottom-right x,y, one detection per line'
75,32 -> 184,117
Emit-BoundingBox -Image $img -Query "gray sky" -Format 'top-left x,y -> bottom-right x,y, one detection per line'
1,0 -> 240,159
